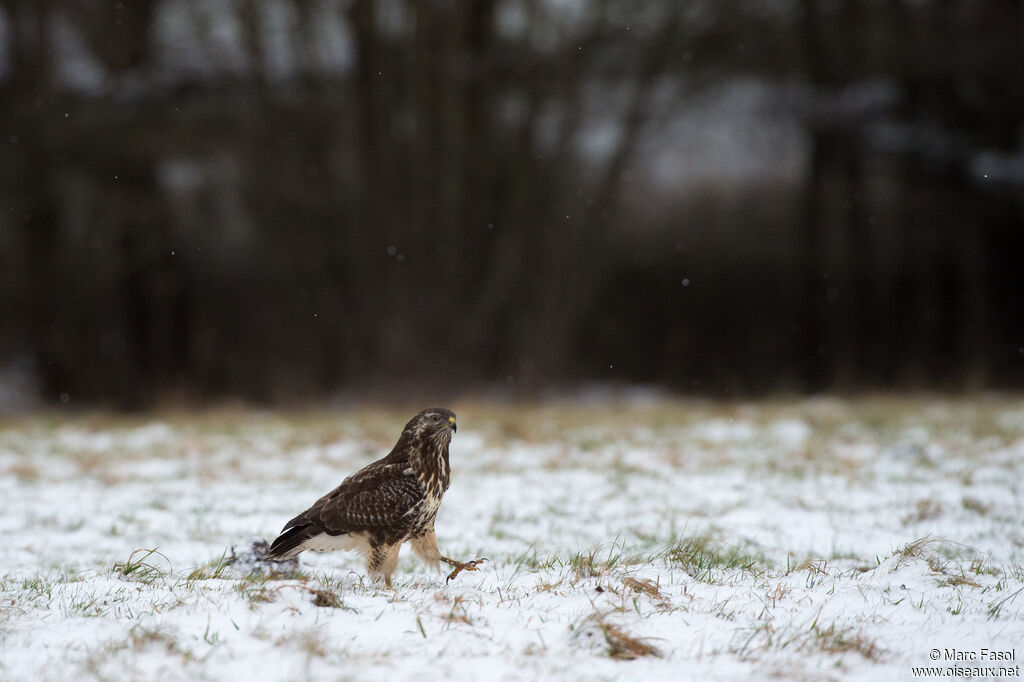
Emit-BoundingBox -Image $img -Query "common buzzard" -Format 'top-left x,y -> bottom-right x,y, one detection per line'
267,407 -> 485,587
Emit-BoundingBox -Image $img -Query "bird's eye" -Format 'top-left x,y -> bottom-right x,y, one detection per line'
431,415 -> 441,423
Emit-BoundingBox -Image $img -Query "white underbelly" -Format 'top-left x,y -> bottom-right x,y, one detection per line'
300,532 -> 371,555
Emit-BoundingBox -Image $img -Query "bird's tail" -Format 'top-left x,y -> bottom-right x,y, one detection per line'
266,524 -> 317,560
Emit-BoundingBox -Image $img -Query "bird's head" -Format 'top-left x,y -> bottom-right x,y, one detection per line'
405,407 -> 457,444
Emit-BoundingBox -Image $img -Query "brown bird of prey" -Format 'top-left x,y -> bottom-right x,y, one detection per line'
267,407 -> 485,587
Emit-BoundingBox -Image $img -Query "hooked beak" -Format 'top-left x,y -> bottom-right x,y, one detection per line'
448,416 -> 457,433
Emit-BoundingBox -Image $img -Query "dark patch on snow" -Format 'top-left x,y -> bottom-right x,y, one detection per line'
226,537 -> 300,578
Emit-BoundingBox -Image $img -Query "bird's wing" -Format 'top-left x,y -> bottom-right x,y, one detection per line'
284,461 -> 421,535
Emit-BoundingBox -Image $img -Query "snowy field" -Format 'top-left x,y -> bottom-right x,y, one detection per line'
2,397 -> 1023,681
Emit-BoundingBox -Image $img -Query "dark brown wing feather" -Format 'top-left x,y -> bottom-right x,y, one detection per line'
267,459 -> 422,559
303,471 -> 422,534
266,524 -> 316,559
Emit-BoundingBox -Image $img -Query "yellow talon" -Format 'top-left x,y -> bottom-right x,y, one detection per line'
445,557 -> 488,584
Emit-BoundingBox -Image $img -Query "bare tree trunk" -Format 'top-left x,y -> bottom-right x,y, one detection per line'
347,0 -> 387,380
798,0 -> 830,391
4,2 -> 65,399
799,135 -> 830,392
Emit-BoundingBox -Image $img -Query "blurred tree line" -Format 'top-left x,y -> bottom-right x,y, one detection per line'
0,0 -> 1022,407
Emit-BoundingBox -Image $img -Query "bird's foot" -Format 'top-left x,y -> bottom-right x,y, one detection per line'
444,557 -> 488,584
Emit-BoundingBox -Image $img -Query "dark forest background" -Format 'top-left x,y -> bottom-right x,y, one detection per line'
1,0 -> 1022,409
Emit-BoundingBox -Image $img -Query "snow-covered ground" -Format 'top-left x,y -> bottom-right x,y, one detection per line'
2,398 -> 1023,681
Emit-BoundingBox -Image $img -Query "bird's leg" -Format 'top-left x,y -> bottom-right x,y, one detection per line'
440,555 -> 488,583
411,530 -> 487,583
384,576 -> 393,590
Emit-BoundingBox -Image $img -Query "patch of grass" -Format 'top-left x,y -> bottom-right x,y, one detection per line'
128,623 -> 183,653
805,621 -> 884,661
566,541 -> 648,582
436,593 -> 475,628
16,574 -> 62,608
622,577 -> 663,600
6,460 -> 40,481
185,551 -> 232,584
534,579 -> 566,593
943,574 -> 982,588
961,497 -> 991,515
903,498 -> 944,524
738,617 -> 884,663
662,534 -> 772,582
968,557 -> 1000,577
889,536 -> 934,570
584,612 -> 662,660
986,586 -> 1024,621
569,547 -> 617,580
274,628 -> 329,658
234,573 -> 281,605
764,582 -> 791,608
510,545 -> 559,573
603,621 -> 661,660
113,548 -> 172,585
308,587 -> 343,608
305,575 -> 358,611
788,557 -> 830,574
